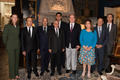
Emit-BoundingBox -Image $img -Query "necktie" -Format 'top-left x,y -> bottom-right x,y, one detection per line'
29,27 -> 32,37
44,27 -> 47,33
70,24 -> 73,32
56,28 -> 59,37
98,27 -> 101,38
107,24 -> 110,32
28,27 -> 30,36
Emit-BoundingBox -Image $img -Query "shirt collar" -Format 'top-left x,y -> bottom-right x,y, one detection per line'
27,26 -> 32,28
54,27 -> 59,31
107,23 -> 112,25
70,23 -> 75,25
70,23 -> 75,28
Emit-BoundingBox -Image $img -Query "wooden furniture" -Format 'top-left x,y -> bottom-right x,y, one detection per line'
110,43 -> 120,65
115,43 -> 120,57
110,37 -> 120,65
110,56 -> 120,65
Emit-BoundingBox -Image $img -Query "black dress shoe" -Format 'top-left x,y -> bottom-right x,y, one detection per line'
62,65 -> 65,68
105,69 -> 111,73
34,72 -> 39,77
91,70 -> 94,73
58,72 -> 62,75
98,71 -> 103,75
66,70 -> 70,73
27,74 -> 31,79
50,72 -> 54,76
40,71 -> 44,76
46,69 -> 50,72
72,70 -> 76,74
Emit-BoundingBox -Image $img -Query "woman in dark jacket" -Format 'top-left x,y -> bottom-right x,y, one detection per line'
2,14 -> 20,80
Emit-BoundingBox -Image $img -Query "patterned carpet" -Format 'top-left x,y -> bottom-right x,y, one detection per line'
18,67 -> 103,80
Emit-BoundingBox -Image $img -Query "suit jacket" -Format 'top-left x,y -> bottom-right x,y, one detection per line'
95,25 -> 108,47
2,24 -> 20,50
59,21 -> 67,39
65,23 -> 81,48
59,21 -> 67,31
105,23 -> 117,46
37,26 -> 51,51
48,28 -> 65,53
21,27 -> 38,52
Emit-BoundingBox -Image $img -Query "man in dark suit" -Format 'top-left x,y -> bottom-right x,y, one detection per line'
37,17 -> 51,76
48,20 -> 65,76
56,12 -> 67,68
104,13 -> 117,72
92,18 -> 108,75
65,14 -> 81,74
21,17 -> 39,79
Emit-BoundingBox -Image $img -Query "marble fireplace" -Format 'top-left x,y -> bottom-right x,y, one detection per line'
38,0 -> 74,26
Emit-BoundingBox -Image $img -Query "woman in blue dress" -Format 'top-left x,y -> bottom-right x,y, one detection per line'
78,19 -> 97,78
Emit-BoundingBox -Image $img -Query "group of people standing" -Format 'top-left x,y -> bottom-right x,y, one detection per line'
2,12 -> 117,80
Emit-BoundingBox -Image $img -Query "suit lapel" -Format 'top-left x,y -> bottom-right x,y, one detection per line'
53,29 -> 56,36
32,27 -> 34,38
100,26 -> 104,38
69,23 -> 71,32
25,27 -> 29,36
96,27 -> 100,40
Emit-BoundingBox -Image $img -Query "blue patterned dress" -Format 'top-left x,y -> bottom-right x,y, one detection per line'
78,29 -> 97,65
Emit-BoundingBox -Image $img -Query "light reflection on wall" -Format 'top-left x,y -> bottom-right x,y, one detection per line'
0,2 -> 15,31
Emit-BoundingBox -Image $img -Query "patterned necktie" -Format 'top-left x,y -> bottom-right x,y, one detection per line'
70,24 -> 73,32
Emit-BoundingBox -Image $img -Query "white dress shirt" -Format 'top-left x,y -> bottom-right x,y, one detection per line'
70,23 -> 75,30
27,26 -> 32,37
98,26 -> 102,37
107,23 -> 112,32
59,21 -> 61,29
43,26 -> 47,32
14,25 -> 16,28
55,28 -> 59,37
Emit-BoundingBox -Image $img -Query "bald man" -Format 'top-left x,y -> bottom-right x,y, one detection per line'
37,17 -> 51,76
48,20 -> 65,76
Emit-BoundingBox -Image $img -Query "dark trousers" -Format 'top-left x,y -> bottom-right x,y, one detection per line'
40,50 -> 50,72
92,48 -> 104,72
50,51 -> 62,73
7,49 -> 19,79
104,44 -> 113,71
61,52 -> 65,67
26,49 -> 37,74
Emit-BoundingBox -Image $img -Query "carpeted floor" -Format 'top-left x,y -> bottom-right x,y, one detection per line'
18,67 -> 102,80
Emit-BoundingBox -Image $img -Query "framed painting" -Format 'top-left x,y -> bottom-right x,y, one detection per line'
22,0 -> 37,19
